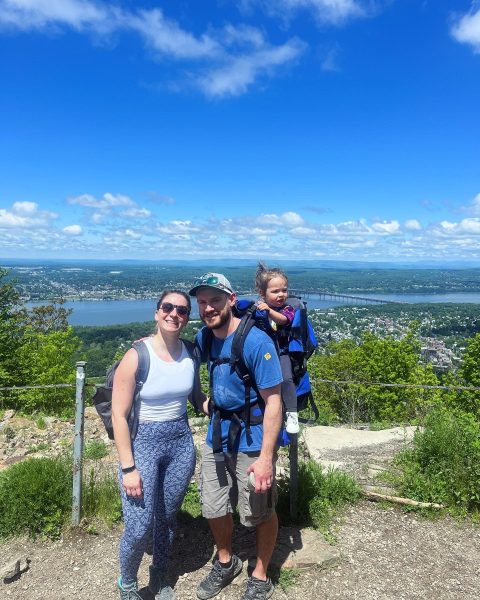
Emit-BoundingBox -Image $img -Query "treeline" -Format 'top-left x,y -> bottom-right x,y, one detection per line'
12,262 -> 480,300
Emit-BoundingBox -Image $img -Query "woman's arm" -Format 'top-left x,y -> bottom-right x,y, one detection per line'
112,348 -> 143,497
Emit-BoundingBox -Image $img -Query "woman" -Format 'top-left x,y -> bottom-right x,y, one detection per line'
112,289 -> 201,600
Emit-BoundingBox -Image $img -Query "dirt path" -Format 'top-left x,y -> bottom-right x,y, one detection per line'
2,501 -> 479,600
1,413 -> 479,599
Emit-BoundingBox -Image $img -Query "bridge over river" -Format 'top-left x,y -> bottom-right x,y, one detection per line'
288,289 -> 401,306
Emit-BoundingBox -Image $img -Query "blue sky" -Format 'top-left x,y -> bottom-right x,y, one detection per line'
1,0 -> 480,262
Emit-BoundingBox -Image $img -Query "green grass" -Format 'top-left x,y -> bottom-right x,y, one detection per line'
84,440 -> 109,460
277,568 -> 300,592
180,482 -> 202,519
27,442 -> 51,454
82,467 -> 122,526
35,415 -> 47,430
277,459 -> 360,539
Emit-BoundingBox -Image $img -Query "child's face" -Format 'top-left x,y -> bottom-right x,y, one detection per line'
264,276 -> 288,308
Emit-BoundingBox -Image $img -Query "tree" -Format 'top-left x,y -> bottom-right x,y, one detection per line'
0,268 -> 24,387
454,333 -> 480,418
311,326 -> 440,423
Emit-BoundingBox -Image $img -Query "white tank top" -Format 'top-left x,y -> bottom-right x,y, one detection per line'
138,338 -> 194,422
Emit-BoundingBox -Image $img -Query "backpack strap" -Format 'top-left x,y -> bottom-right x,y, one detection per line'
129,341 -> 150,440
229,304 -> 258,436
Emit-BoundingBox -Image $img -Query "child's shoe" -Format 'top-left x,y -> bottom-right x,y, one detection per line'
286,411 -> 299,434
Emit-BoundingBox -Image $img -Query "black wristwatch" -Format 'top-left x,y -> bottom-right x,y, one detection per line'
121,464 -> 136,474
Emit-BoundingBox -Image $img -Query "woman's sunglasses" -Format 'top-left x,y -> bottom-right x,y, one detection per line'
158,302 -> 189,317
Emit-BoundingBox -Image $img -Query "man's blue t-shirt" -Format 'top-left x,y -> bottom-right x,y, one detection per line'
196,325 -> 283,452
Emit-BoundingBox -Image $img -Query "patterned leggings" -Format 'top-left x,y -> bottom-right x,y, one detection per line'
119,415 -> 195,582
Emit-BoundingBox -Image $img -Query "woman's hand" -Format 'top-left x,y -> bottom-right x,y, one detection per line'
202,398 -> 210,416
122,469 -> 143,498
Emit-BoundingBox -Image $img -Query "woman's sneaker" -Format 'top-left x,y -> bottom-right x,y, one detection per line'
196,555 -> 243,599
149,565 -> 176,600
118,577 -> 142,600
241,576 -> 274,600
286,411 -> 300,434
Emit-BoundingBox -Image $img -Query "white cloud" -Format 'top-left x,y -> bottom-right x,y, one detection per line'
371,220 -> 400,234
63,224 -> 82,235
459,218 -> 480,234
122,207 -> 151,218
404,219 -> 422,231
125,7 -> 220,60
257,211 -> 304,227
321,45 -> 341,71
0,201 -> 57,228
460,192 -> 480,216
124,228 -> 142,239
195,35 -> 305,97
247,0 -> 366,26
0,0 -> 306,97
12,200 -> 38,214
451,8 -> 480,54
5,195 -> 480,260
0,0 -> 108,31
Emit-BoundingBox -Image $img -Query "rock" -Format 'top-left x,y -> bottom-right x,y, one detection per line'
1,557 -> 30,583
272,527 -> 341,570
1,410 -> 15,422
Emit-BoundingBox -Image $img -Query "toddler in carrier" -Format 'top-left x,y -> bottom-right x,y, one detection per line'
255,262 -> 299,434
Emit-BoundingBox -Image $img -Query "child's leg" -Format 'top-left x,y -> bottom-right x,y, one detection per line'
280,354 -> 297,413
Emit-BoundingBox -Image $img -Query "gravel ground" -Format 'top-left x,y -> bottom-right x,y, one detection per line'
1,501 -> 479,600
1,415 -> 479,599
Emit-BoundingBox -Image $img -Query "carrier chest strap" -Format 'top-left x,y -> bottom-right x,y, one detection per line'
210,402 -> 264,458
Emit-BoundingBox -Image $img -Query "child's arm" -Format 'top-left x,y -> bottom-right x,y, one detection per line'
257,302 -> 290,326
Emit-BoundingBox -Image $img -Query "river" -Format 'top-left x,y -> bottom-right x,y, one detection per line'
27,292 -> 480,326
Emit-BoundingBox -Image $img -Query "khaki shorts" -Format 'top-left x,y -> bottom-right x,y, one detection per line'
199,444 -> 278,527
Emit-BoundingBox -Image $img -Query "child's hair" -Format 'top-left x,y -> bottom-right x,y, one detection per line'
255,262 -> 289,296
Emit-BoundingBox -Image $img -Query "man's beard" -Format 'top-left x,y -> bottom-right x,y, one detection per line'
203,308 -> 230,330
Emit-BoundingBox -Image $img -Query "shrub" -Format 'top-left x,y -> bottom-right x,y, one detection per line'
84,440 -> 109,460
277,459 -> 360,537
391,407 -> 480,512
0,457 -> 72,538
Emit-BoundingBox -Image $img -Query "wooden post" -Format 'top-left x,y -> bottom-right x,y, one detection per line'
72,361 -> 86,527
289,433 -> 298,520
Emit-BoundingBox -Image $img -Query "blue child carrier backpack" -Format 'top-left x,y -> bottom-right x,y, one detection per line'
234,296 -> 319,420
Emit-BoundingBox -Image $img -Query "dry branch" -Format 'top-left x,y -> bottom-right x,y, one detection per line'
361,488 -> 444,509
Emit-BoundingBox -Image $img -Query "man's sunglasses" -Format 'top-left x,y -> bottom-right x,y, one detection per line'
158,302 -> 189,316
193,275 -> 229,291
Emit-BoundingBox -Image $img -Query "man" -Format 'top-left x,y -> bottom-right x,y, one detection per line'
189,272 -> 283,600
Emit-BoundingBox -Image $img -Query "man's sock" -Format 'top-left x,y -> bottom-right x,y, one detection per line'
219,559 -> 232,569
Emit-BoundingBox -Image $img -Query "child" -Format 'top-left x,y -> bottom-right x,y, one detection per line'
255,262 -> 299,434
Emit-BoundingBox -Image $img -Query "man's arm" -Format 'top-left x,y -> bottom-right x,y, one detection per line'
247,384 -> 282,493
